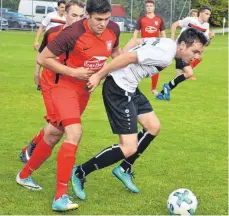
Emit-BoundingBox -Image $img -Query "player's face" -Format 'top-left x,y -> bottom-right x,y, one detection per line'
58,3 -> 66,16
65,5 -> 84,25
179,41 -> 204,63
191,12 -> 198,18
145,3 -> 155,13
200,9 -> 211,22
87,12 -> 111,36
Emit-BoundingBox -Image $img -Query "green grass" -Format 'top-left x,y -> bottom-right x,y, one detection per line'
0,31 -> 228,215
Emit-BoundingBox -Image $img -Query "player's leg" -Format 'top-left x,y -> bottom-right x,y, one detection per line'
16,123 -> 64,190
71,76 -> 139,198
19,76 -> 55,163
115,90 -> 160,192
151,73 -> 159,95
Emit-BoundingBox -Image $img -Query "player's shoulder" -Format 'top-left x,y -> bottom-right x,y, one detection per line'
155,14 -> 164,21
46,11 -> 57,18
46,25 -> 63,34
107,20 -> 120,34
67,19 -> 86,35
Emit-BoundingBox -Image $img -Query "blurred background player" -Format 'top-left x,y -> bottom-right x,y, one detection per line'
19,0 -> 84,164
156,6 -> 215,101
133,0 -> 166,95
34,0 -> 66,90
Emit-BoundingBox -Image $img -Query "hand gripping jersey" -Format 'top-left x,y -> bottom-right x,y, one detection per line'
111,37 -> 176,93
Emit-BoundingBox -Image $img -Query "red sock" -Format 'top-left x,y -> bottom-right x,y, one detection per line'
20,138 -> 53,179
22,128 -> 45,152
56,142 -> 78,200
151,73 -> 159,91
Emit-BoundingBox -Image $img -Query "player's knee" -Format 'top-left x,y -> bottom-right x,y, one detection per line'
121,144 -> 138,158
65,129 -> 82,144
145,120 -> 161,136
44,128 -> 63,147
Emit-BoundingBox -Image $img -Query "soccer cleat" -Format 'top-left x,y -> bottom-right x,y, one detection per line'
112,166 -> 139,193
71,167 -> 86,200
16,172 -> 42,190
19,142 -> 36,163
52,194 -> 79,211
163,84 -> 171,101
156,92 -> 166,100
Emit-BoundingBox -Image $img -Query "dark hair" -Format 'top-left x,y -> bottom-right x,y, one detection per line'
145,0 -> 155,4
65,0 -> 84,13
58,0 -> 66,7
199,6 -> 212,13
86,0 -> 111,14
178,28 -> 208,47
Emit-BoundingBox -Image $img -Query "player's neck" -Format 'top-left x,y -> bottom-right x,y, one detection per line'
57,11 -> 64,17
146,13 -> 155,18
198,17 -> 205,24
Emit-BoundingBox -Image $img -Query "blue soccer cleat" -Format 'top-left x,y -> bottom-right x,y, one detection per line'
19,142 -> 36,163
112,166 -> 139,193
163,84 -> 171,101
156,92 -> 166,100
71,167 -> 86,200
52,194 -> 78,211
16,172 -> 42,190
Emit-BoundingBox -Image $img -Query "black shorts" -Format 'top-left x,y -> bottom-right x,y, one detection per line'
175,58 -> 190,70
102,76 -> 153,134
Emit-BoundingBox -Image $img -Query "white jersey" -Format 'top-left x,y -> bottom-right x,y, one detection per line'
178,17 -> 209,39
111,38 -> 176,93
42,11 -> 66,31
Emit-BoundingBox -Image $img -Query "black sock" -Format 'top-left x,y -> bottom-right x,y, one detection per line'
120,129 -> 156,173
161,74 -> 186,94
76,144 -> 125,178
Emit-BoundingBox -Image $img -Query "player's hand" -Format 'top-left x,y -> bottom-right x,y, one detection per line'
33,41 -> 39,50
209,32 -> 215,39
86,74 -> 101,92
71,67 -> 96,80
34,72 -> 40,86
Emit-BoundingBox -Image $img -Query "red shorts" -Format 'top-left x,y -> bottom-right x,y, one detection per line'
190,59 -> 201,69
40,69 -> 56,123
50,75 -> 90,127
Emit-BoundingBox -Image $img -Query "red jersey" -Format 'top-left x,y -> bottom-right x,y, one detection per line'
39,25 -> 65,84
136,15 -> 165,38
47,18 -> 120,86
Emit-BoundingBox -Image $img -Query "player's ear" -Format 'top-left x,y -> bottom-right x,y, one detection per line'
85,11 -> 89,19
179,41 -> 186,50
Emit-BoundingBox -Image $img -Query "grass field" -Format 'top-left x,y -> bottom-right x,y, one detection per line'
0,31 -> 228,215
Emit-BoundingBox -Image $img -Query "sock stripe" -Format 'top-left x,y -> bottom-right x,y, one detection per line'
95,144 -> 119,158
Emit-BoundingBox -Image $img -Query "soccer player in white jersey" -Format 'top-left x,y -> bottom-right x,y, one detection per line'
156,6 -> 215,101
70,28 -> 208,198
33,0 -> 66,51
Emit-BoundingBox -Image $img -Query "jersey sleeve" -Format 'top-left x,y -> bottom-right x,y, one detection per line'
46,25 -> 77,56
160,17 -> 166,31
110,22 -> 120,48
135,17 -> 142,31
38,31 -> 49,53
42,13 -> 51,27
178,17 -> 191,28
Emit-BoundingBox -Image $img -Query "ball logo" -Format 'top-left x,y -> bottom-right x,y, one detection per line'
145,26 -> 157,34
84,56 -> 107,70
154,21 -> 158,26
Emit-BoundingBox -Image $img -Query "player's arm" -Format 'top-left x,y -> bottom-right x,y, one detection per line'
34,25 -> 45,50
160,30 -> 166,38
132,18 -> 141,39
132,29 -> 140,39
122,38 -> 143,53
171,21 -> 179,40
160,18 -> 166,38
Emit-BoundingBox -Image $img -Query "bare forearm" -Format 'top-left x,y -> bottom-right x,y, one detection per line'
132,30 -> 139,39
161,30 -> 166,38
97,52 -> 137,79
35,26 -> 44,42
37,56 -> 73,76
171,23 -> 178,40
122,38 -> 143,53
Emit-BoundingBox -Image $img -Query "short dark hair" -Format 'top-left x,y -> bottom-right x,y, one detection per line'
199,6 -> 212,13
178,28 -> 208,47
145,0 -> 155,4
86,0 -> 111,14
58,0 -> 66,7
65,0 -> 84,13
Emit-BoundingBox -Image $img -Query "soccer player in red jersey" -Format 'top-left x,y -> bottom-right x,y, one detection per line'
133,0 -> 166,95
16,0 -> 121,211
19,0 -> 85,164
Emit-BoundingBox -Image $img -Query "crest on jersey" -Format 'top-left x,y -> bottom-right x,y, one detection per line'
106,40 -> 112,51
155,21 -> 158,26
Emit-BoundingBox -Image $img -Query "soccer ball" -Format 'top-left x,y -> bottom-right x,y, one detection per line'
167,188 -> 198,215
